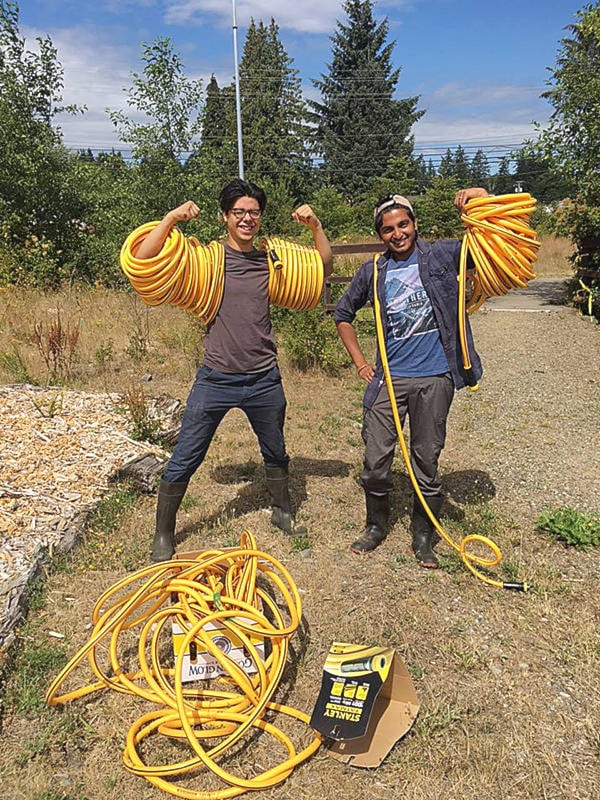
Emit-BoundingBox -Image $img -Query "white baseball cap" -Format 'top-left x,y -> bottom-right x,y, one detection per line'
373,194 -> 414,228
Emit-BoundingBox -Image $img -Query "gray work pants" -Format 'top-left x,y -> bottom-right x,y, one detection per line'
360,374 -> 455,497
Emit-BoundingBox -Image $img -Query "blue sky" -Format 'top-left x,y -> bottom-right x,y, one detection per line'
18,0 -> 585,166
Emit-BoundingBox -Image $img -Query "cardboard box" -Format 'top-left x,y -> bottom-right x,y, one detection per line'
172,550 -> 265,683
310,642 -> 420,768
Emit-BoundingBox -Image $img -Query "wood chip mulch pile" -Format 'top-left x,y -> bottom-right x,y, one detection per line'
0,384 -> 172,652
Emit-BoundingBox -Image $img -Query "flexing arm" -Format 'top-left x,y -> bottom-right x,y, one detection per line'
336,320 -> 375,383
135,200 -> 200,260
292,204 -> 334,277
454,187 -> 489,214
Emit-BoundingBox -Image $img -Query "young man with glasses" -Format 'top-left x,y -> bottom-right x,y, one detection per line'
136,178 -> 333,561
333,187 -> 487,568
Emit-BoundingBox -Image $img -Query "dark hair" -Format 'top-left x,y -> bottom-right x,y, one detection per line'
219,179 -> 267,213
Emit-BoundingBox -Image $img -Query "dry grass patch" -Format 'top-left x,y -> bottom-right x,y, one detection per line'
0,255 -> 598,800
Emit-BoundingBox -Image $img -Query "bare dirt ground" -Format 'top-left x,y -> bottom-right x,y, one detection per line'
0,241 -> 598,800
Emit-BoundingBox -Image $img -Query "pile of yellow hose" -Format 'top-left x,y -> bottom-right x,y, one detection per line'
260,236 -> 324,311
119,224 -> 324,325
458,193 -> 541,390
45,531 -> 323,798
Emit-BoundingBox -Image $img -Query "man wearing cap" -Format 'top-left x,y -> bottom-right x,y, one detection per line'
333,187 -> 488,567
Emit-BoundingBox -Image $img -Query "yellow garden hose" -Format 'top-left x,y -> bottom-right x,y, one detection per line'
372,269 -> 526,590
120,223 -> 226,327
458,193 -> 540,389
46,532 -> 323,798
261,237 -> 324,311
119,224 -> 324,325
372,201 -> 534,589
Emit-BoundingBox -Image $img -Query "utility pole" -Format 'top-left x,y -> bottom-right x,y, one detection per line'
232,0 -> 244,179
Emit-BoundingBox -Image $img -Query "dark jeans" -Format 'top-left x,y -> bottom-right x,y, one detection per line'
360,374 -> 454,497
163,364 -> 289,483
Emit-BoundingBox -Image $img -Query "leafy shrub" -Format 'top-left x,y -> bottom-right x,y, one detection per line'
275,308 -> 345,374
536,507 -> 600,550
117,384 -> 162,443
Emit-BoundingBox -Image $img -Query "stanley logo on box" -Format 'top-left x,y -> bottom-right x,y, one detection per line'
310,643 -> 394,740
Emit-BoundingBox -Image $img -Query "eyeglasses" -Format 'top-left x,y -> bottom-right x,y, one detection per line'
229,208 -> 262,220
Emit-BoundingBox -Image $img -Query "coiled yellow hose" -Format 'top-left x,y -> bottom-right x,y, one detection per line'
458,193 -> 540,389
120,223 -> 226,327
261,236 -> 324,311
45,531 -> 323,798
119,224 -> 324,325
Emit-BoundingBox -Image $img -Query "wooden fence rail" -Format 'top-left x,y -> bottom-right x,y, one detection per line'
323,242 -> 381,312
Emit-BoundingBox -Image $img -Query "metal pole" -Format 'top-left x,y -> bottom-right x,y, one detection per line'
232,0 -> 244,179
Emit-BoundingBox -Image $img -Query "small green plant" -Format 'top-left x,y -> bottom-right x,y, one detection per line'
118,384 -> 162,443
536,506 -> 600,551
30,389 -> 64,418
0,345 -> 36,383
88,484 -> 138,538
291,534 -> 311,552
94,338 -> 115,370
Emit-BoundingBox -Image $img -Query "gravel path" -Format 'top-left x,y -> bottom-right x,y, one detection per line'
445,288 -> 599,525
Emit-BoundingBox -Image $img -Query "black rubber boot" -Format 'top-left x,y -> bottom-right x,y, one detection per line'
150,479 -> 189,562
351,491 -> 390,553
265,466 -> 306,536
411,494 -> 443,569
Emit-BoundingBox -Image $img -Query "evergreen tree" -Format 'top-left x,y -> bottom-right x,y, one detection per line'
491,156 -> 514,195
438,148 -> 455,178
237,19 -> 311,202
453,145 -> 470,185
511,150 -> 570,202
469,149 -> 490,186
188,75 -> 237,190
412,154 -> 433,191
310,0 -> 423,199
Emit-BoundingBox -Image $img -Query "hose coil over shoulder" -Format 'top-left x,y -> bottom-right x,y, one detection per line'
120,225 -> 324,325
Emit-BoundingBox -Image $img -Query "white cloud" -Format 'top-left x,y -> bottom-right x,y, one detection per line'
413,81 -> 550,147
164,0 -> 348,34
22,23 -> 226,151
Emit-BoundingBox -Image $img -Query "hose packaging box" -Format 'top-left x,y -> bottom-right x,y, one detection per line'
172,617 -> 265,682
172,550 -> 265,682
310,642 -> 420,767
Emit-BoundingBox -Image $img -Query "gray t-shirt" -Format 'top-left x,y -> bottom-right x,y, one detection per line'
202,244 -> 277,373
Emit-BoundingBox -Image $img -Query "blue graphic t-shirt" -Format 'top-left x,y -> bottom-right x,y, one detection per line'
384,251 -> 449,377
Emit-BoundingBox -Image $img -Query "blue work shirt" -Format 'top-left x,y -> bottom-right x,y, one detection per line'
332,239 -> 483,408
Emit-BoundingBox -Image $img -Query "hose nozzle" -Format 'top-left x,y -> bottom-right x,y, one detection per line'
502,581 -> 528,592
269,249 -> 284,270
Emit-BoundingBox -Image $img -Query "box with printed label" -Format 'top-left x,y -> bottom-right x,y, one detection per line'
172,616 -> 266,682
310,642 -> 420,768
172,549 -> 265,683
